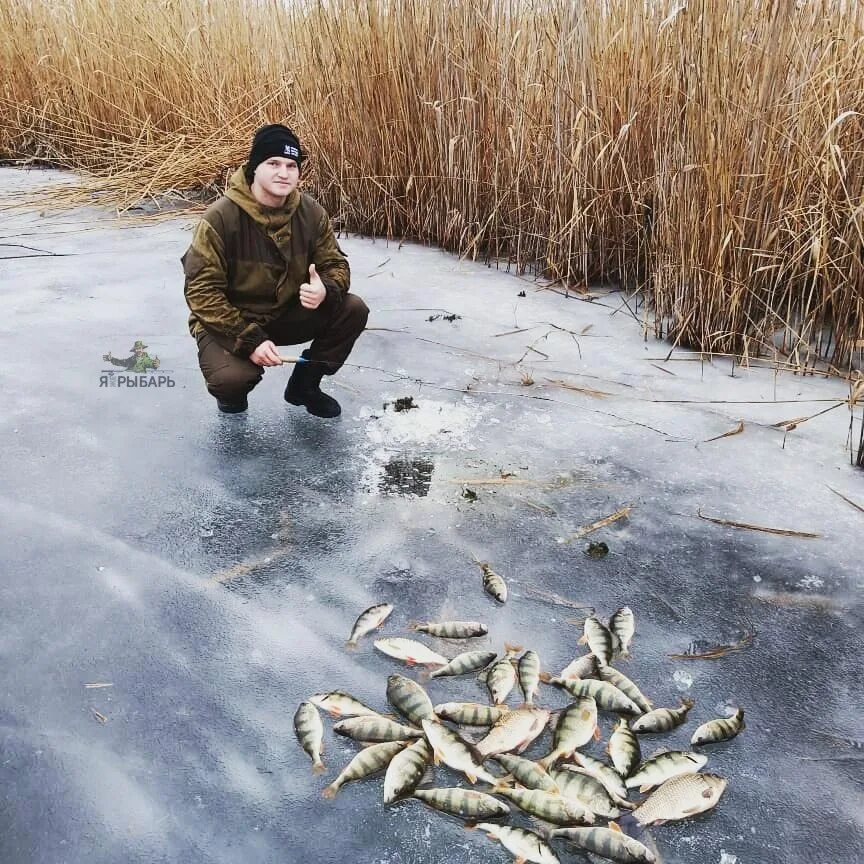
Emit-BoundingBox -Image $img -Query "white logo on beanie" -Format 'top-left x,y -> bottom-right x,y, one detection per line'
284,145 -> 300,158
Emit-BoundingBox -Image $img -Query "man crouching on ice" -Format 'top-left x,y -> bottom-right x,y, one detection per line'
182,124 -> 368,417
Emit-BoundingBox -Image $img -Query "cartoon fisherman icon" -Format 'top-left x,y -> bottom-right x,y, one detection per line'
103,340 -> 161,373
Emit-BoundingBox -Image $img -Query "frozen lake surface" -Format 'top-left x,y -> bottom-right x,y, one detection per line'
1,167 -> 862,864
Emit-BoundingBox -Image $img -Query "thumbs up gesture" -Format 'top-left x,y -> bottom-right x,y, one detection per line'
299,263 -> 327,310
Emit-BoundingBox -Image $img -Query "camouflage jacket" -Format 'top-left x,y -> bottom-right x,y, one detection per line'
182,167 -> 350,356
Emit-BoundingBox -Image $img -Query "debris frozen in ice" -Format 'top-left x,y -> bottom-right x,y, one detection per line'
720,851 -> 740,864
585,541 -> 609,558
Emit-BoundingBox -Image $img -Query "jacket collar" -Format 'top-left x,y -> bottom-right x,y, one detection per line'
225,166 -> 301,232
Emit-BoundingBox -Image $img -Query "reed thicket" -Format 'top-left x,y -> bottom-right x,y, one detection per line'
1,0 -> 862,371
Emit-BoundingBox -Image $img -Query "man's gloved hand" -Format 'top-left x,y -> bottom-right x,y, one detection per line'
299,264 -> 327,310
249,339 -> 282,367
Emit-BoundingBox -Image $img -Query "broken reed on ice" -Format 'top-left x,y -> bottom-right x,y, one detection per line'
1,0 -> 862,369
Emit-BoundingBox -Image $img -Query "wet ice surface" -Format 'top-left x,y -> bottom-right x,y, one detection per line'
1,167 -> 863,864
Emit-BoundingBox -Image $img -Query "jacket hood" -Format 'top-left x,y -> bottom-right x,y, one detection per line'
225,165 -> 301,231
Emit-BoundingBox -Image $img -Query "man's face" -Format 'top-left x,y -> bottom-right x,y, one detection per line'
254,157 -> 300,199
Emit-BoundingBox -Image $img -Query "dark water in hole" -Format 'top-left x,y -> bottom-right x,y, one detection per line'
379,455 -> 435,497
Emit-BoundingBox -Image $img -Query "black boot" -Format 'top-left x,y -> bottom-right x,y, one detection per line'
284,359 -> 341,418
217,397 -> 248,414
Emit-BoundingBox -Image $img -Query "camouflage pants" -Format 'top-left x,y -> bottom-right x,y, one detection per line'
195,293 -> 369,404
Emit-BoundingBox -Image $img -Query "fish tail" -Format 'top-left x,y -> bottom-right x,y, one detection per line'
312,760 -> 326,775
345,641 -> 357,652
321,784 -> 339,799
538,671 -> 552,683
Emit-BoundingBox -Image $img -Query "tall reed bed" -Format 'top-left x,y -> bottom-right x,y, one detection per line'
1,0 -> 862,370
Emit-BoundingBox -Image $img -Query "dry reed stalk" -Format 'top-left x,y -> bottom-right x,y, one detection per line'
562,505 -> 632,543
696,509 -> 821,538
543,379 -> 612,398
704,420 -> 745,442
827,486 -> 864,515
522,587 -> 594,612
668,619 -> 756,661
0,0 -> 861,369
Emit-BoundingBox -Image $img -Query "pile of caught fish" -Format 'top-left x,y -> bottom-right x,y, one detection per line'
293,568 -> 744,864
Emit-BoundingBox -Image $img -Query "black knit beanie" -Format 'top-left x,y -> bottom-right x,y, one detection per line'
244,124 -> 304,184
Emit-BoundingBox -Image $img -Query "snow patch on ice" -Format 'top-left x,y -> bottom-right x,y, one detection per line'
359,397 -> 481,449
795,575 -> 825,590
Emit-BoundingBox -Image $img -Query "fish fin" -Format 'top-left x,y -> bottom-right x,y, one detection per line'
464,821 -> 477,830
322,785 -> 338,799
515,858 -> 527,864
345,641 -> 357,651
312,761 -> 326,775
593,724 -> 602,741
408,622 -> 422,631
405,658 -> 417,667
639,783 -> 653,793
577,635 -> 587,645
432,750 -> 442,766
466,772 -> 478,784
327,709 -> 342,719
538,671 -> 552,683
609,821 -> 623,833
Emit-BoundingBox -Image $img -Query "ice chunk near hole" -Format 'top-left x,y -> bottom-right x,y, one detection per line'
672,669 -> 694,691
720,851 -> 739,864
